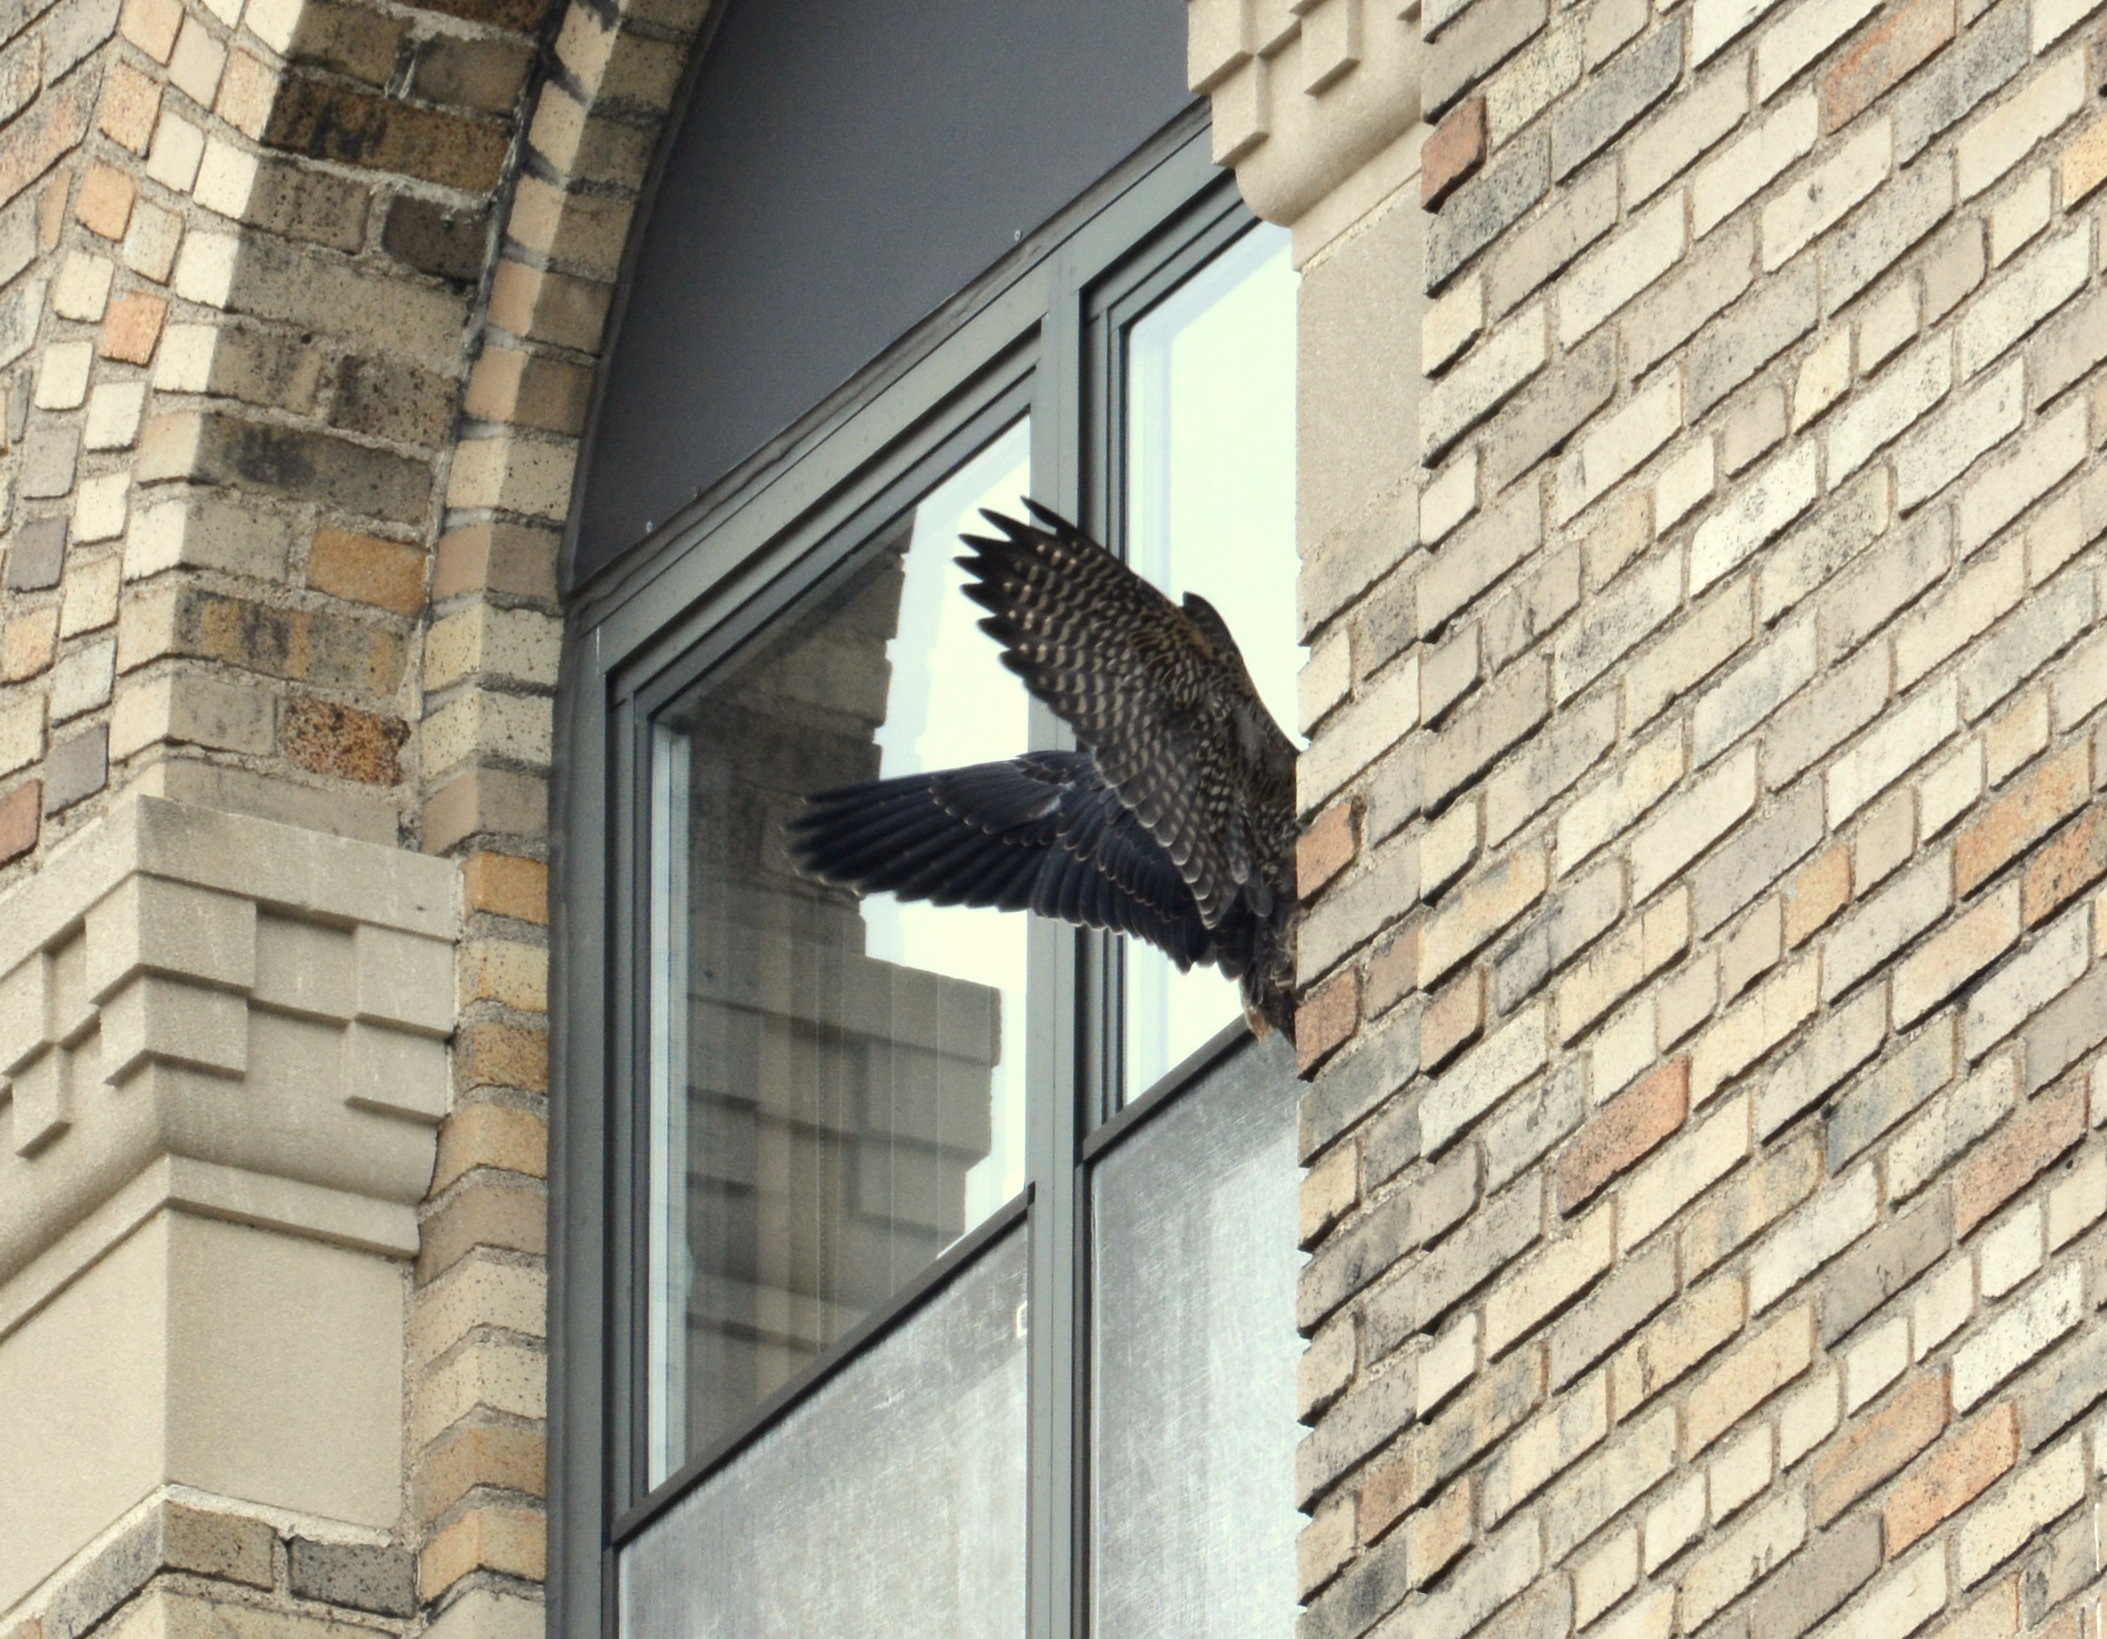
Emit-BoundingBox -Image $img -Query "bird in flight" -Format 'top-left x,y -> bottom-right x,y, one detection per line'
788,501 -> 1300,1035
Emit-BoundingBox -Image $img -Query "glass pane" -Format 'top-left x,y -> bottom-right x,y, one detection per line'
1091,1034 -> 1304,1637
622,1227 -> 1029,1639
1122,224 -> 1299,1098
648,423 -> 1033,1480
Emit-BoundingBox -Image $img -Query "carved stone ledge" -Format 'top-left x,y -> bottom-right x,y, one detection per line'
0,795 -> 456,1290
1187,0 -> 1425,235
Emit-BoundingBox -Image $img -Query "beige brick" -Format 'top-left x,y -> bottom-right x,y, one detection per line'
1484,1205 -> 1614,1359
1421,1003 -> 1549,1154
1976,1201 -> 2042,1299
1422,306 -> 1548,460
1889,1054 -> 2015,1205
1952,1260 -> 2083,1411
1706,1422 -> 1773,1523
1893,882 -> 2022,1026
1557,891 -> 1688,1040
1420,847 -> 1547,986
1829,340 -> 1952,482
1424,275 -> 1485,375
1620,1093 -> 1750,1252
1478,1373 -> 1609,1524
1763,118 -> 1892,270
1957,52 -> 2085,200
1845,1549 -> 1949,1639
1954,1077 -> 2089,1235
1689,957 -> 1817,1104
1747,1164 -> 1878,1313
1557,727 -> 1685,874
1828,678 -> 1957,824
1554,373 -> 1681,524
1677,1489 -> 1806,1629
1897,355 -> 2024,510
1693,93 -> 1817,237
1560,193 -> 1684,348
1692,442 -> 1820,594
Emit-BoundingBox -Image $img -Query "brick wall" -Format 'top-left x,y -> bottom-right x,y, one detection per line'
1290,6 -> 2107,1639
0,0 -> 713,1623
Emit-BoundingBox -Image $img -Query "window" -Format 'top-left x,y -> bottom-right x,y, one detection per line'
558,116 -> 1304,1639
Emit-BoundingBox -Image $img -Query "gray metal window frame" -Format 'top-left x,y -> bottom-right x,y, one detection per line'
553,106 -> 1278,1639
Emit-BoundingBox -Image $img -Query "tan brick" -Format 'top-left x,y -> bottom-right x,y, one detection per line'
2021,803 -> 2107,925
1557,1058 -> 1687,1213
1611,1273 -> 1744,1420
1954,739 -> 2090,896
3,607 -> 59,680
1420,846 -> 1547,985
462,851 -> 547,925
1809,1368 -> 1949,1525
1401,1476 -> 1472,1584
1298,1142 -> 1356,1253
1885,1404 -> 2019,1555
1299,1495 -> 1354,1596
0,781 -> 41,865
1953,1078 -> 2089,1236
1297,966 -> 1358,1076
413,1418 -> 546,1527
307,527 -> 427,616
2063,109 -> 2107,206
1485,1206 -> 1615,1359
1420,967 -> 1484,1071
1300,798 -> 1358,897
454,1014 -> 548,1097
100,292 -> 166,364
418,1176 -> 546,1283
1784,845 -> 1851,947
433,1101 -> 547,1195
162,1501 -> 277,1586
1685,1305 -> 1814,1456
419,1505 -> 544,1600
1893,882 -> 2021,1026
75,163 -> 136,242
100,61 -> 161,156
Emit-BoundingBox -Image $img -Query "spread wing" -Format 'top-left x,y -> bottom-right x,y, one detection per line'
956,502 -> 1296,928
786,750 -> 1223,970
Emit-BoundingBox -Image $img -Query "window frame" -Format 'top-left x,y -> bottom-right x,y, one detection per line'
553,106 -> 1290,1639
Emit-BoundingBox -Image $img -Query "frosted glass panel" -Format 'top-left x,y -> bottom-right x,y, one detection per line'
1123,224 -> 1299,1097
1091,1032 -> 1303,1638
621,1227 -> 1028,1639
647,423 -> 1033,1481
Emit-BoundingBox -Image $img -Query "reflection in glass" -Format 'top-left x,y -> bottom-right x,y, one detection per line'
1123,224 -> 1299,1098
622,1228 -> 1029,1639
1091,1033 -> 1303,1637
647,423 -> 1033,1480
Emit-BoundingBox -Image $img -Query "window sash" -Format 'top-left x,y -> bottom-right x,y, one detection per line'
555,109 -> 1296,1639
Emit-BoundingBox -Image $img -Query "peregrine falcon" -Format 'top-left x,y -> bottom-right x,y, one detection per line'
788,501 -> 1300,1035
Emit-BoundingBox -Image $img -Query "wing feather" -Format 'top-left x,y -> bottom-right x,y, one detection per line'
788,751 -> 1218,968
956,503 -> 1296,927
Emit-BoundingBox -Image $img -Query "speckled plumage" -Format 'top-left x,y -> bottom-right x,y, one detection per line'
789,501 -> 1299,1034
